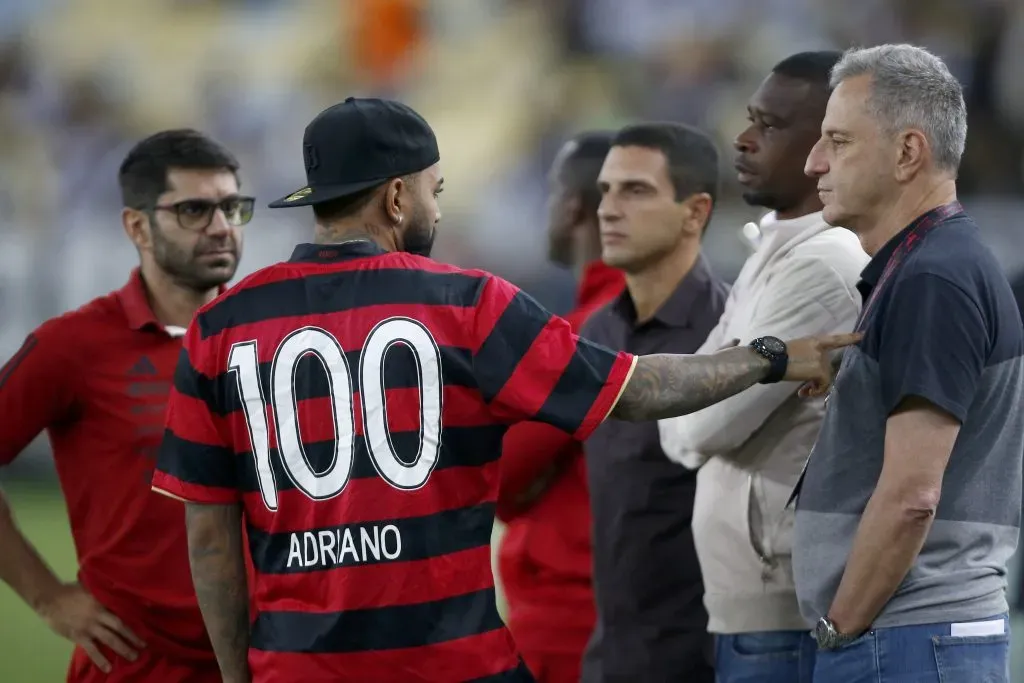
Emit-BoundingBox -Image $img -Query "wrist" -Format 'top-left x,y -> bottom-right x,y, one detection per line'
826,612 -> 848,632
747,336 -> 787,383
828,612 -> 866,638
814,613 -> 866,650
30,580 -> 68,615
745,348 -> 772,380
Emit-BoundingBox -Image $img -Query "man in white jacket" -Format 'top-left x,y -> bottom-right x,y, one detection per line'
658,51 -> 868,683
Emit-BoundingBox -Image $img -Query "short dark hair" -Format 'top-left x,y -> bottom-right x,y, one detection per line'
311,184 -> 381,223
611,122 -> 719,204
560,130 -> 614,216
118,129 -> 239,209
772,50 -> 843,87
310,173 -> 416,224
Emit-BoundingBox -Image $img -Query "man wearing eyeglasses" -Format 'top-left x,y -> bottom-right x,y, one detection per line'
0,129 -> 251,683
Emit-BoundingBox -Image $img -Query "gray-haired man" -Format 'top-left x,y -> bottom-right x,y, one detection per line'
795,44 -> 1024,683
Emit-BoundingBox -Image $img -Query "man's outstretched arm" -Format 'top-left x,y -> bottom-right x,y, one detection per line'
184,502 -> 250,683
611,334 -> 859,421
468,275 -> 858,435
611,347 -> 770,421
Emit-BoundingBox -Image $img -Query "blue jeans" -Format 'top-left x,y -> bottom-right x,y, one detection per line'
813,614 -> 1010,682
716,630 -> 817,683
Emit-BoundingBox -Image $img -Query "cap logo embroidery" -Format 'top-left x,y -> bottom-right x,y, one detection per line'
285,187 -> 312,202
303,144 -> 320,171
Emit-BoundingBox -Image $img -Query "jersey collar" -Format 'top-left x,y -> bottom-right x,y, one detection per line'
289,240 -> 388,263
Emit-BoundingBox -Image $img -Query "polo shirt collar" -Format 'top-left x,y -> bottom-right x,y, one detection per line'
116,268 -> 228,333
289,240 -> 388,264
613,252 -> 713,328
117,269 -> 161,331
859,201 -> 965,288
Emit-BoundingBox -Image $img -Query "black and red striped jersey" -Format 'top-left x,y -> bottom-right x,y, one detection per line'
152,240 -> 635,683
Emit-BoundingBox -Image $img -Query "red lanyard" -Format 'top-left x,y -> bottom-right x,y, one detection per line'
854,202 -> 964,332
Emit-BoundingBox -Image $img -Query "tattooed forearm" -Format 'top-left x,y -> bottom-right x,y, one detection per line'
611,347 -> 770,421
184,502 -> 250,683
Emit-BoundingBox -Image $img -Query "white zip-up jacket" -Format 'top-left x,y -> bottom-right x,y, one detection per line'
658,211 -> 868,634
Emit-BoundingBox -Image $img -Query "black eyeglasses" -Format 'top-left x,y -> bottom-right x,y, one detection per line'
150,196 -> 256,231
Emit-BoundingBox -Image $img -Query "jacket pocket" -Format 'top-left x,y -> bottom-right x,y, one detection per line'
747,465 -> 798,568
746,407 -> 822,562
746,472 -> 772,565
693,458 -> 766,585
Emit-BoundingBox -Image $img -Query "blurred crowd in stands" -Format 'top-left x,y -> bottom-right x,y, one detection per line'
1,0 -> 1023,361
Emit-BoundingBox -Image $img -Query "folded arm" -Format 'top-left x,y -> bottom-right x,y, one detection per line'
658,256 -> 860,466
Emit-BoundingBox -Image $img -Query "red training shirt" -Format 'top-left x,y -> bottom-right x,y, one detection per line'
0,270 -> 215,662
495,261 -> 625,672
496,261 -> 625,516
151,241 -> 636,683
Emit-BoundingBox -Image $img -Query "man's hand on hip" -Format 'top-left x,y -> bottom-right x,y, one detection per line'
37,582 -> 145,672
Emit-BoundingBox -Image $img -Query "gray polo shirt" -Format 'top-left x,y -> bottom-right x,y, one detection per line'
580,254 -> 727,683
794,203 -> 1024,628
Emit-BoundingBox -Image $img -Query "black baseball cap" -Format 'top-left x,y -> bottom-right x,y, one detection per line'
268,97 -> 440,208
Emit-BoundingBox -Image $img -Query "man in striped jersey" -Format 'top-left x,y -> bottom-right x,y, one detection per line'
152,97 -> 858,683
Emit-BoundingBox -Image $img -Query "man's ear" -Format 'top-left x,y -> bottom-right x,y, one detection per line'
383,177 -> 405,224
683,192 -> 713,236
894,129 -> 928,183
122,207 -> 152,250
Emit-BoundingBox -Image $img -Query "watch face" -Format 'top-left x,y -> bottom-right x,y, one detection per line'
814,618 -> 835,647
814,619 -> 828,641
761,336 -> 786,355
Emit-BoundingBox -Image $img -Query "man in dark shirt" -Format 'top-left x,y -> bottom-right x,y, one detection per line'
798,44 -> 1023,683
581,122 -> 728,683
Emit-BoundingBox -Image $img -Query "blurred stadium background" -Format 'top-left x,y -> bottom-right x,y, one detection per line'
1,0 -> 1023,680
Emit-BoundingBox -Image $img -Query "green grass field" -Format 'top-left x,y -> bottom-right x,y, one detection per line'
0,481 -> 77,682
4,479 -> 1024,681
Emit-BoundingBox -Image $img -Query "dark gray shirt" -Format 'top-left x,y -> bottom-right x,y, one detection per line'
580,254 -> 728,683
794,203 -> 1024,628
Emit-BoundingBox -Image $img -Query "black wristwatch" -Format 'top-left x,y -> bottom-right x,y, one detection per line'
748,336 -> 788,384
813,616 -> 862,650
